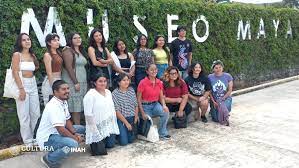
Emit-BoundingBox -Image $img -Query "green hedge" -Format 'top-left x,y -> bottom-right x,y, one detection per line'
1,0 -> 299,138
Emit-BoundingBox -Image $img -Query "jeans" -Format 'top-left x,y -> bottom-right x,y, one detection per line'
15,77 -> 40,144
166,102 -> 192,116
43,125 -> 85,166
103,134 -> 116,148
142,102 -> 169,137
117,116 -> 136,146
156,64 -> 168,79
135,67 -> 146,87
210,97 -> 232,122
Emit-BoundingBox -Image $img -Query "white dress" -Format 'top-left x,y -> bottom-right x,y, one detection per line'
83,89 -> 119,144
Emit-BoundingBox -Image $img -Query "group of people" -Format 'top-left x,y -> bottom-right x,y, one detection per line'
9,26 -> 233,168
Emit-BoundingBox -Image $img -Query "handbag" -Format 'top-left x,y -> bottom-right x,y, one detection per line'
137,117 -> 151,137
3,66 -> 22,99
90,140 -> 107,156
137,115 -> 159,143
173,114 -> 187,129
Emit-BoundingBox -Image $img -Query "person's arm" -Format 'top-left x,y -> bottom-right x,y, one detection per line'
55,125 -> 82,142
116,111 -> 132,130
11,52 -> 26,100
43,53 -> 54,85
62,48 -> 79,88
159,90 -> 169,113
137,91 -> 147,120
104,48 -> 114,65
199,90 -> 210,102
188,94 -> 198,102
222,81 -> 233,100
32,54 -> 39,71
88,47 -> 107,67
178,94 -> 188,117
164,96 -> 181,104
210,92 -> 218,108
129,53 -> 135,76
188,52 -> 192,66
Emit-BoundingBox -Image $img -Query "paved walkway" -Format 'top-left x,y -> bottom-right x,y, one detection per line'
1,80 -> 299,168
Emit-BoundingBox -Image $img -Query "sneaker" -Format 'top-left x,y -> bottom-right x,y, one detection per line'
201,116 -> 208,123
160,135 -> 171,140
41,155 -> 59,168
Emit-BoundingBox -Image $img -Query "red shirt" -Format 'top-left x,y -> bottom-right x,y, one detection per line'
138,77 -> 163,102
163,80 -> 188,98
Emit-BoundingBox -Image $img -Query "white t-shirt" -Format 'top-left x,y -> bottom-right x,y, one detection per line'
36,96 -> 71,149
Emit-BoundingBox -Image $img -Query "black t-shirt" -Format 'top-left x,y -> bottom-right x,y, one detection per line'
170,38 -> 193,71
184,75 -> 211,96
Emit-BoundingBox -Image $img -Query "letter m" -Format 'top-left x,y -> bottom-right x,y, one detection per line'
21,7 -> 66,47
237,20 -> 251,40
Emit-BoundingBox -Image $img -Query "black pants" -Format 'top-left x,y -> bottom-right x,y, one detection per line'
166,102 -> 192,116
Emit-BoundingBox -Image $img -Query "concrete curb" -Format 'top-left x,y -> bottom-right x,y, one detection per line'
0,75 -> 298,161
232,75 -> 299,96
0,145 -> 24,161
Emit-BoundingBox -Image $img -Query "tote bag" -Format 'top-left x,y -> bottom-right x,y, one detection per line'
3,67 -> 22,99
137,115 -> 159,143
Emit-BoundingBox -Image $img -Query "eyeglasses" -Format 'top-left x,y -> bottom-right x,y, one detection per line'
169,72 -> 178,75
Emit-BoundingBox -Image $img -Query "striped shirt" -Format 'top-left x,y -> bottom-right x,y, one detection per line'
112,87 -> 138,118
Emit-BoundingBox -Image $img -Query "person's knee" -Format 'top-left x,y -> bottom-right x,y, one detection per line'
67,138 -> 79,148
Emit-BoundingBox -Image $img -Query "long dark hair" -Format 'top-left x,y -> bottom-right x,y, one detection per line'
89,28 -> 106,49
45,33 -> 61,56
113,38 -> 129,57
14,33 -> 39,68
163,66 -> 182,88
66,32 -> 85,55
135,34 -> 148,58
152,35 -> 170,61
188,62 -> 205,77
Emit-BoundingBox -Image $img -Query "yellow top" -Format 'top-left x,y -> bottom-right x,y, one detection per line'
153,48 -> 168,64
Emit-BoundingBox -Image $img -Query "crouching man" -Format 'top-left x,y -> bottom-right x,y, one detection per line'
36,80 -> 85,168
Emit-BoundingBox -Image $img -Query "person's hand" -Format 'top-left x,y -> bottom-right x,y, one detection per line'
74,83 -> 80,92
107,59 -> 114,65
220,97 -> 226,102
141,113 -> 148,120
177,111 -> 184,117
213,101 -> 219,109
125,123 -> 132,131
176,98 -> 182,103
19,88 -> 26,101
74,134 -> 84,143
129,71 -> 135,77
126,72 -> 133,78
134,115 -> 139,124
163,105 -> 169,113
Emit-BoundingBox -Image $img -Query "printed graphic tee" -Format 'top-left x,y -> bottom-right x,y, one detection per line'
170,38 -> 192,71
184,75 -> 211,96
208,73 -> 233,100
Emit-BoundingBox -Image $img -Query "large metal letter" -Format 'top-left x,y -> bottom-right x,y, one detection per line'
257,18 -> 266,39
133,15 -> 147,43
21,7 -> 66,47
273,19 -> 279,38
237,20 -> 251,40
285,19 -> 292,39
167,14 -> 179,43
192,15 -> 209,43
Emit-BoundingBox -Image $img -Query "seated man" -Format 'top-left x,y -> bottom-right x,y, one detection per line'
163,66 -> 192,120
36,80 -> 85,168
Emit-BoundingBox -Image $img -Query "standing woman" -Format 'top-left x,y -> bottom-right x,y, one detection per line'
112,73 -> 138,146
88,28 -> 114,87
152,35 -> 172,78
61,33 -> 88,125
41,33 -> 63,105
208,60 -> 233,125
11,33 -> 40,146
137,64 -> 170,140
84,73 -> 119,152
133,34 -> 155,86
111,38 -> 135,86
184,62 -> 211,123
